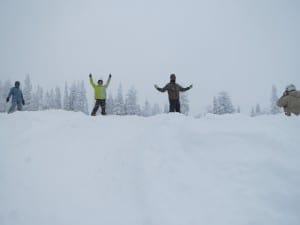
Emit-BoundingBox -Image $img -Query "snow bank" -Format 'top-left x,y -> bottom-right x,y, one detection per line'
0,111 -> 299,225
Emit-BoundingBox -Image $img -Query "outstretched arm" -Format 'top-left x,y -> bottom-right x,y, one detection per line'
155,84 -> 169,92
179,84 -> 193,92
104,74 -> 112,88
89,74 -> 96,88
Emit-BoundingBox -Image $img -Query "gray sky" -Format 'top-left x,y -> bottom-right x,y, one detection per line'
0,0 -> 299,114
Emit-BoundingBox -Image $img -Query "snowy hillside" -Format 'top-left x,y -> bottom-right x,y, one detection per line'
0,111 -> 299,225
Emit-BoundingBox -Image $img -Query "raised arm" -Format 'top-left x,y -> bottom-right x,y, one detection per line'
104,74 -> 112,88
89,74 -> 96,88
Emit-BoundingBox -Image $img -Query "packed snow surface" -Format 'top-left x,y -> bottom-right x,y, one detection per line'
0,111 -> 299,225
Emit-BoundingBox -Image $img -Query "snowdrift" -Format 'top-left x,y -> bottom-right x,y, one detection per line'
0,111 -> 299,225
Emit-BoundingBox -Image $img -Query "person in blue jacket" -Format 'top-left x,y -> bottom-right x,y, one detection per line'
6,81 -> 25,113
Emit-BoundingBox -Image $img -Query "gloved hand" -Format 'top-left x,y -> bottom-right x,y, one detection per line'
109,74 -> 112,78
154,84 -> 159,89
22,100 -> 25,105
6,97 -> 9,103
189,84 -> 193,89
89,74 -> 92,78
285,111 -> 291,116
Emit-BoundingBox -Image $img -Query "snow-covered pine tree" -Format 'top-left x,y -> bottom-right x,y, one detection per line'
212,96 -> 219,114
63,82 -> 70,111
44,91 -> 51,110
1,80 -> 12,112
106,92 -> 115,115
237,106 -> 241,113
36,86 -> 44,110
114,84 -> 125,115
30,88 -> 39,111
270,85 -> 281,114
23,74 -> 33,111
136,104 -> 141,116
255,104 -> 261,116
251,107 -> 256,117
217,91 -> 234,114
152,103 -> 161,115
77,81 -> 88,114
49,89 -> 56,109
69,82 -> 77,111
125,86 -> 138,115
180,92 -> 189,115
54,86 -> 62,110
142,100 -> 152,117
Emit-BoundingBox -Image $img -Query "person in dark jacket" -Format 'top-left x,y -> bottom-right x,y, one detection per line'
6,81 -> 25,114
154,74 -> 192,113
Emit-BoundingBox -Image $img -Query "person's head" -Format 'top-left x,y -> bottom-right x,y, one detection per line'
15,81 -> 20,88
170,73 -> 176,83
286,84 -> 296,92
97,80 -> 103,85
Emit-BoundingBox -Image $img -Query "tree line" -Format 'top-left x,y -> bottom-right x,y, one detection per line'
0,75 -> 281,116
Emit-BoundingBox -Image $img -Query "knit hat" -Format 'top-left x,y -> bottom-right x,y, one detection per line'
286,84 -> 296,92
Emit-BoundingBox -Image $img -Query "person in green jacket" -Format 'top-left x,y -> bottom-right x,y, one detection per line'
89,73 -> 112,116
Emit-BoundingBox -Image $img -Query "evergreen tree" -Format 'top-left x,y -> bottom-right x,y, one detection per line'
125,86 -> 139,115
23,74 -> 33,111
114,84 -> 125,115
180,92 -> 189,115
142,100 -> 152,117
237,106 -> 241,113
152,103 -> 161,115
49,89 -> 56,109
30,89 -> 39,111
69,82 -> 77,111
216,91 -> 234,114
212,96 -> 219,114
1,80 -> 12,112
63,82 -> 70,111
106,92 -> 115,115
270,85 -> 281,114
54,86 -> 62,109
255,104 -> 261,116
44,91 -> 51,110
251,107 -> 256,117
36,86 -> 44,110
77,81 -> 88,114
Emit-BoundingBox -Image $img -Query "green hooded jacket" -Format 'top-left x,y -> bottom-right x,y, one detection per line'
89,76 -> 111,100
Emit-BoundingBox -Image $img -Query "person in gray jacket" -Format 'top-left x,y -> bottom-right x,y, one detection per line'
277,84 -> 300,116
6,81 -> 25,114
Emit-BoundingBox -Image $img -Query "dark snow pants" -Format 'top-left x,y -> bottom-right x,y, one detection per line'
8,102 -> 22,114
91,99 -> 106,116
169,99 -> 180,113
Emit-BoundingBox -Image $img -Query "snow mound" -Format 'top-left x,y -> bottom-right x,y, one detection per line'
0,111 -> 300,225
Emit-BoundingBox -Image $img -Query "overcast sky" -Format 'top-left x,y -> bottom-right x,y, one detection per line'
0,0 -> 299,114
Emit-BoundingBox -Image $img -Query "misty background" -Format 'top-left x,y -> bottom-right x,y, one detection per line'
0,0 -> 299,115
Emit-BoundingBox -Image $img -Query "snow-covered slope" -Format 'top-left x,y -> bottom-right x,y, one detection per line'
0,111 -> 299,225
